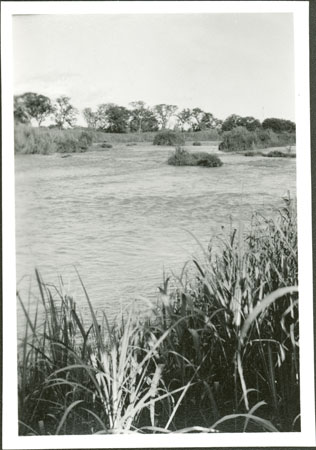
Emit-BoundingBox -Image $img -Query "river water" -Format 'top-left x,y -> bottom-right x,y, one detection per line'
15,143 -> 296,324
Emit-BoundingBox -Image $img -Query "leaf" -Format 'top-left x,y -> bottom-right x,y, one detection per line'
55,400 -> 83,435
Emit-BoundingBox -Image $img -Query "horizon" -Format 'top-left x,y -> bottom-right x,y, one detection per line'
13,13 -> 295,126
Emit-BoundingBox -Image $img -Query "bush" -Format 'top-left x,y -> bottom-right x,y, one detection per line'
219,126 -> 257,152
153,130 -> 185,146
167,147 -> 223,167
56,137 -> 87,153
192,141 -> 202,146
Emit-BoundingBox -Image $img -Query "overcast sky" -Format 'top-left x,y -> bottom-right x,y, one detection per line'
13,13 -> 295,124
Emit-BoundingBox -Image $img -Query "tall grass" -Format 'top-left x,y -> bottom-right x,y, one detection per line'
17,199 -> 299,434
15,125 -> 222,155
15,125 -> 93,155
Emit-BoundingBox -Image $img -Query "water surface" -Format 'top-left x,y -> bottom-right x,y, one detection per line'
15,143 -> 296,322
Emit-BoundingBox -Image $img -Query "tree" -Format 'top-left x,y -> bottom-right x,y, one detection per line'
238,116 -> 261,131
153,104 -> 178,129
129,101 -> 146,133
106,105 -> 130,133
262,118 -> 296,133
213,117 -> 223,130
221,114 -> 261,132
53,96 -> 78,129
95,104 -> 112,130
82,107 -> 98,129
95,103 -> 130,133
129,101 -> 159,132
199,112 -> 218,131
190,107 -> 205,131
14,95 -> 31,124
15,92 -> 53,126
176,108 -> 193,131
221,114 -> 242,132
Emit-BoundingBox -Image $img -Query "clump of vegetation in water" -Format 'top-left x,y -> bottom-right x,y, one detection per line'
219,126 -> 296,152
17,199 -> 299,434
219,126 -> 258,152
192,141 -> 202,146
153,130 -> 185,146
263,150 -> 296,158
168,147 -> 223,167
244,150 -> 264,156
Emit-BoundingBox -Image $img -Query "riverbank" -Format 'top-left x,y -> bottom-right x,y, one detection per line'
14,125 -> 221,155
14,124 -> 295,156
18,199 -> 299,435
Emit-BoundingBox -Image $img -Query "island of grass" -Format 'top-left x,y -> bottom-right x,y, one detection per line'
167,146 -> 223,167
243,150 -> 296,158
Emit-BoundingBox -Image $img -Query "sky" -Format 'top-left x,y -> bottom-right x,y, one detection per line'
13,13 -> 295,125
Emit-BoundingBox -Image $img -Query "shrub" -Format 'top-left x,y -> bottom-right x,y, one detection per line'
167,147 -> 223,167
56,137 -> 87,153
153,130 -> 185,146
195,152 -> 223,167
192,141 -> 202,146
219,126 -> 257,152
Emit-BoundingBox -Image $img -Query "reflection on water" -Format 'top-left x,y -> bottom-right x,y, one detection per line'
15,144 -> 296,322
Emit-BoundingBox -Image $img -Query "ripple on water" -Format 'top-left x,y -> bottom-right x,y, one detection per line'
15,147 -> 296,327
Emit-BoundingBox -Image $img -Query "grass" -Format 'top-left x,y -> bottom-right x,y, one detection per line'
15,125 -> 93,155
15,125 -> 222,155
17,198 -> 299,434
167,147 -> 223,167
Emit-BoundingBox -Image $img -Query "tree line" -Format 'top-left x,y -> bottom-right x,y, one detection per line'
14,92 -> 296,134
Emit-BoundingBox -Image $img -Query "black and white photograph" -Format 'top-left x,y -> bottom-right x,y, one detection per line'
2,1 -> 315,448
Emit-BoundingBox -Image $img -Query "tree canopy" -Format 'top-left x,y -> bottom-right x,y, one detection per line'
13,91 -> 296,137
262,118 -> 296,133
53,96 -> 78,129
14,92 -> 53,126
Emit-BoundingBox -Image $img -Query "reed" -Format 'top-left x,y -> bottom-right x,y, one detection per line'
17,198 -> 299,434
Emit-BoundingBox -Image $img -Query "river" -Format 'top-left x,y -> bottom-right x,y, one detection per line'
15,143 -> 296,325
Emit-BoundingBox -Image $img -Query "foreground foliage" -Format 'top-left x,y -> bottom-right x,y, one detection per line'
18,200 -> 299,434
